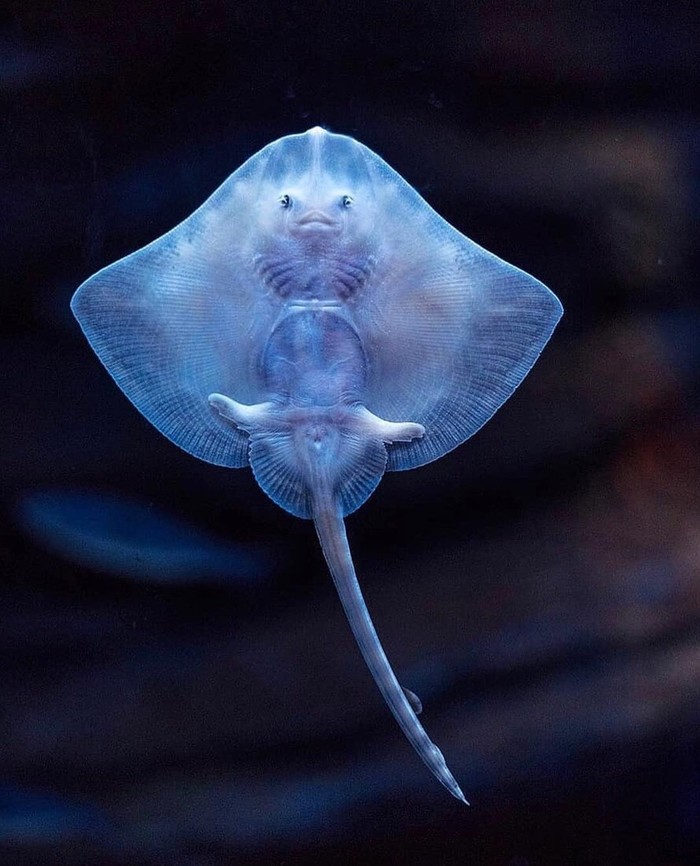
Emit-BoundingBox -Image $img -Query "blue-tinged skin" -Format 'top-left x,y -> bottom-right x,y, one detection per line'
71,127 -> 563,803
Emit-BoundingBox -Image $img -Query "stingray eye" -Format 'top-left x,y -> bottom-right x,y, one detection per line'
279,194 -> 291,209
342,195 -> 354,208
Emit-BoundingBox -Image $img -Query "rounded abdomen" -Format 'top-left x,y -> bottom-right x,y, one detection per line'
262,308 -> 367,407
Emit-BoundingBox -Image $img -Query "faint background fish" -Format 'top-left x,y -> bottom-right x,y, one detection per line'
16,489 -> 273,585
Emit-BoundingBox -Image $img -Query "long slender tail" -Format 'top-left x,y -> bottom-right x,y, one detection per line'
313,496 -> 467,803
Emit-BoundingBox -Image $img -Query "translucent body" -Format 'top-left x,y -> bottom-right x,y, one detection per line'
71,127 -> 563,802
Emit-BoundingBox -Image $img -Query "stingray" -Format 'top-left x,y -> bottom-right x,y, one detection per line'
71,127 -> 563,803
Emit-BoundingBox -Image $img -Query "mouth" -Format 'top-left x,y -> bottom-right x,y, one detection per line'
296,210 -> 338,228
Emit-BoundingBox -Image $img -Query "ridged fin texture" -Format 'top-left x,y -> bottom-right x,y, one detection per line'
349,139 -> 563,471
249,429 -> 387,519
70,141 -> 281,468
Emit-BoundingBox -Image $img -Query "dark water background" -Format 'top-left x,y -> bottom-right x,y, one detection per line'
2,2 -> 700,864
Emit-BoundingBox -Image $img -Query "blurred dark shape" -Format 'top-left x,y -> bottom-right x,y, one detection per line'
574,421 -> 700,639
15,488 -> 272,585
0,337 -> 128,486
0,37 -> 76,93
0,783 -> 107,844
